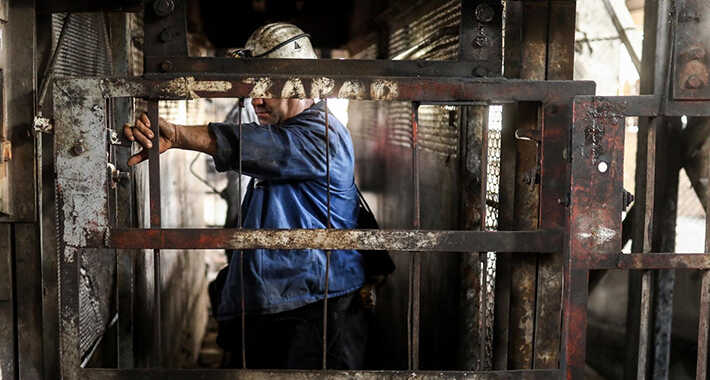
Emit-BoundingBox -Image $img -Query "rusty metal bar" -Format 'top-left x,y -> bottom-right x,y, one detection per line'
322,98 -> 332,370
409,103 -> 421,370
75,77 -> 596,105
107,229 -> 561,252
145,56 -> 489,79
81,368 -> 562,380
564,97 -> 625,379
147,101 -> 162,367
697,133 -> 710,379
577,253 -> 710,269
237,98 -> 246,369
698,269 -> 710,379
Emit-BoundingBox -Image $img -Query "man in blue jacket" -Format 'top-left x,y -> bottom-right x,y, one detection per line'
124,23 -> 367,369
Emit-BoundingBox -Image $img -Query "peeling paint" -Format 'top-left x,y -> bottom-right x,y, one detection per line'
243,77 -> 274,98
310,77 -> 336,98
337,80 -> 367,99
577,226 -> 617,246
187,77 -> 232,97
370,79 -> 400,100
281,77 -> 306,98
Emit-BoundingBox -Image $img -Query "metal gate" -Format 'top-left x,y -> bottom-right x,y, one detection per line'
52,1 -> 710,380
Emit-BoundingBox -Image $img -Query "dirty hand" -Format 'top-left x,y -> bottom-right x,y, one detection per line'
124,112 -> 178,166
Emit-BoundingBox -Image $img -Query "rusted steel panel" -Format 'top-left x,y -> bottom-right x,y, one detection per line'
672,0 -> 710,100
107,229 -> 562,253
565,98 -> 625,379
82,368 -> 562,380
54,77 -> 109,380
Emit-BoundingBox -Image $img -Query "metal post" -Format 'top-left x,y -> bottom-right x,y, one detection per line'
322,98 -> 332,370
147,101 -> 162,367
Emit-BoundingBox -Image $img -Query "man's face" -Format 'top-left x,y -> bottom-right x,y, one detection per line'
251,98 -> 312,125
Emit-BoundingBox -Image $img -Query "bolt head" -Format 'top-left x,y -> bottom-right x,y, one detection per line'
685,74 -> 705,89
160,60 -> 173,72
475,3 -> 495,23
473,67 -> 488,77
72,142 -> 86,156
153,0 -> 175,17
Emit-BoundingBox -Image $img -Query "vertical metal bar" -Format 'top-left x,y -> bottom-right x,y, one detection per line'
147,101 -> 162,367
696,143 -> 710,379
322,98 -> 332,370
237,98 -> 246,369
411,102 -> 421,370
627,116 -> 658,380
565,98 -> 624,379
534,0 -> 577,369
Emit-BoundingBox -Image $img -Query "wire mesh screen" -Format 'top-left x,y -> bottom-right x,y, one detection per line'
482,105 -> 503,369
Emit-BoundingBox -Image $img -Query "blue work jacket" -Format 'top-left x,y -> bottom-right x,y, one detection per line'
209,101 -> 365,318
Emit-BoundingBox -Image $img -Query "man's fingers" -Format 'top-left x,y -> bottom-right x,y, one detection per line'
127,149 -> 149,167
140,113 -> 150,127
132,129 -> 153,149
135,119 -> 154,139
123,123 -> 135,141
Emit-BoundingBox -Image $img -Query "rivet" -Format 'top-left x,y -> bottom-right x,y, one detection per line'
475,3 -> 495,23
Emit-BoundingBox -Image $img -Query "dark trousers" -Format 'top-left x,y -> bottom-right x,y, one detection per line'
218,292 -> 368,370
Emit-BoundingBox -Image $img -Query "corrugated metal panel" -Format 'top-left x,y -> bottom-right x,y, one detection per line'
418,106 -> 458,158
51,13 -> 112,77
388,0 -> 461,60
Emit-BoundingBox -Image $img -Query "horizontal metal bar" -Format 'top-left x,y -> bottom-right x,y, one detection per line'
82,368 -> 561,380
577,253 -> 710,269
146,56 -> 486,78
57,76 -> 594,103
573,95 -> 710,117
105,229 -> 562,252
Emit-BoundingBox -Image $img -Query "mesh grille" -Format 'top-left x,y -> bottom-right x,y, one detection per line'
51,13 -> 112,77
418,105 -> 458,158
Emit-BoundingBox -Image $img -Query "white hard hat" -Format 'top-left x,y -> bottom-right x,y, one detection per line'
231,23 -> 317,59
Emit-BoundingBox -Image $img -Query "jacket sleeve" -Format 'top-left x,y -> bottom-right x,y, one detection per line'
209,117 -> 340,182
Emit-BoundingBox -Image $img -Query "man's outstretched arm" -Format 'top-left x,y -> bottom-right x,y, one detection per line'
123,112 -> 217,166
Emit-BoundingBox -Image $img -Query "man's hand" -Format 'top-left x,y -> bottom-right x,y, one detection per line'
124,113 -> 179,166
